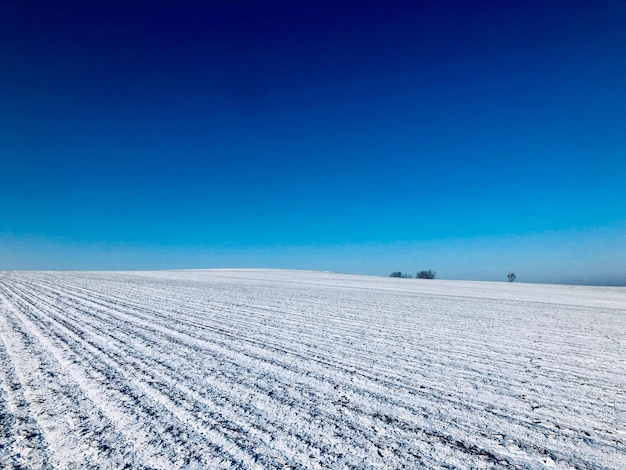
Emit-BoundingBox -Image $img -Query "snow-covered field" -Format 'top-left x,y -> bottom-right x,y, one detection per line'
0,269 -> 624,469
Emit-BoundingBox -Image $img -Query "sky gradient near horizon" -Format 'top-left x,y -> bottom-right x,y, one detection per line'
1,1 -> 625,283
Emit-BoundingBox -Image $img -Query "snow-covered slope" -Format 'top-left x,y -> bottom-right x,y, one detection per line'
0,269 -> 624,469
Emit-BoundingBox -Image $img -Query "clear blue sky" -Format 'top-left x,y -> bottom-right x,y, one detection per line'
1,1 -> 625,284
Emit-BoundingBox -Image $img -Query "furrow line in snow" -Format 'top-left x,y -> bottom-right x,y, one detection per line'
2,277 -> 273,469
19,276 -> 422,466
7,275 -> 507,467
0,289 -> 51,470
28,272 -> 620,418
6,272 -> 626,468
40,274 -> 625,406
8,277 -> 432,468
35,280 -> 600,464
29,274 -> 616,464
0,281 -> 142,470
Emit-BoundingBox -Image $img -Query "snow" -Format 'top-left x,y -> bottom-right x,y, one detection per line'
0,269 -> 624,469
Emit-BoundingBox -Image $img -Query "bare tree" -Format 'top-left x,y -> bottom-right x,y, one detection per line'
417,270 -> 436,279
390,272 -> 412,278
507,272 -> 516,282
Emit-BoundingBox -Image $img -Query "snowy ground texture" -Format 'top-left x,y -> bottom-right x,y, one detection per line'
0,269 -> 625,469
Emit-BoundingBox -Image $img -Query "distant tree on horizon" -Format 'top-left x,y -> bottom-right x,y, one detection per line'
507,272 -> 516,282
390,272 -> 412,278
417,270 -> 436,279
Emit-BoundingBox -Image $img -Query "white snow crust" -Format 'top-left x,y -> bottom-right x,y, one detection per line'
0,269 -> 624,469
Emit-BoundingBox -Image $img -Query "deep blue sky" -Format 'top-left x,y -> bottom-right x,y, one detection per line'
1,1 -> 625,283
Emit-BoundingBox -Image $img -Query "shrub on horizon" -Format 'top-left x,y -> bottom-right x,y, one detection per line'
416,270 -> 436,279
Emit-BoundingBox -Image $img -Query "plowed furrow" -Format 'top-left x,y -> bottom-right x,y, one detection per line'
0,271 -> 624,469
